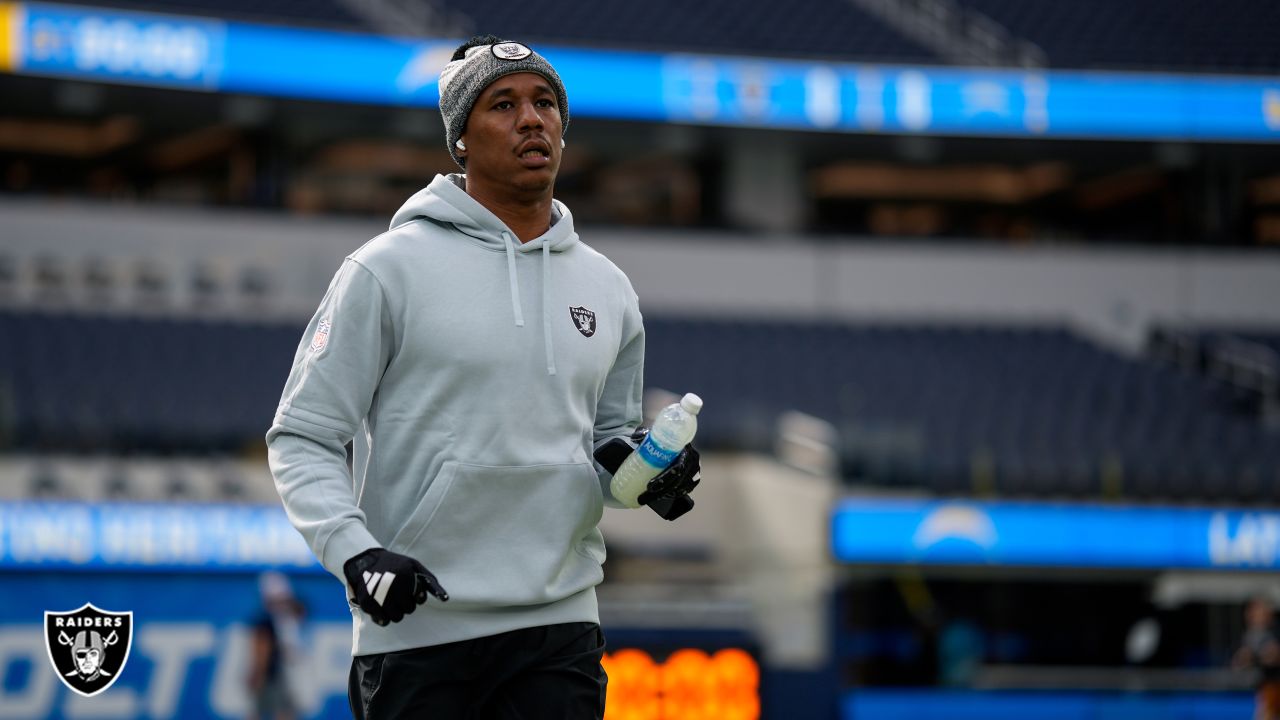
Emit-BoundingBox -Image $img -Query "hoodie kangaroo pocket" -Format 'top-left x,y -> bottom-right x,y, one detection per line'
388,461 -> 605,608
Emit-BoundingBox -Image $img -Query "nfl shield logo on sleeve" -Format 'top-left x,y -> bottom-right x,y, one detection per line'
45,603 -> 134,697
310,318 -> 331,353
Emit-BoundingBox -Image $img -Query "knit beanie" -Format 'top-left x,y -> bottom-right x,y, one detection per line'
438,35 -> 570,168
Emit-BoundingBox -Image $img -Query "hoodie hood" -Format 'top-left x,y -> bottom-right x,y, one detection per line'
390,173 -> 578,254
389,173 -> 577,375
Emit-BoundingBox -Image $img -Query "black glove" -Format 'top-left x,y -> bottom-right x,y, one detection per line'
638,443 -> 700,518
594,428 -> 702,521
342,548 -> 448,626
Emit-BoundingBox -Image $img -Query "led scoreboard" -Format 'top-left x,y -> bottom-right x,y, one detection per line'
602,647 -> 760,720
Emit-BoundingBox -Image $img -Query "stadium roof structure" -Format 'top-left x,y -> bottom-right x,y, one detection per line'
79,0 -> 1280,74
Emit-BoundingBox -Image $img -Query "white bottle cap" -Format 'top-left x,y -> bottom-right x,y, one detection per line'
680,393 -> 703,415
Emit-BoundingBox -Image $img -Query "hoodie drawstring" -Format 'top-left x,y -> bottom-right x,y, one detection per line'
502,232 -> 525,328
502,231 -> 557,377
542,241 -> 557,376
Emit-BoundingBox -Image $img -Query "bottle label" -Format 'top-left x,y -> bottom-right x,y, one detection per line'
636,436 -> 680,469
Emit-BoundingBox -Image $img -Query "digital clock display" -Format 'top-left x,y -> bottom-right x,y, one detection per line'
601,647 -> 760,720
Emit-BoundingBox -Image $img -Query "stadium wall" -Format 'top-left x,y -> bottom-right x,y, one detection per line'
3,198 -> 1279,350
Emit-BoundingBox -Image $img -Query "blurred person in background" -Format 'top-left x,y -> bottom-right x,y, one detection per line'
1234,596 -> 1280,720
266,34 -> 701,720
248,571 -> 306,720
938,616 -> 984,688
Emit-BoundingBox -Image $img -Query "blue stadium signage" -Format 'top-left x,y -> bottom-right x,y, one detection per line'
2,1 -> 1279,141
831,499 -> 1280,570
844,689 -> 1252,720
0,501 -> 320,571
0,568 -> 759,719
10,1 -> 225,88
3,498 -> 1273,572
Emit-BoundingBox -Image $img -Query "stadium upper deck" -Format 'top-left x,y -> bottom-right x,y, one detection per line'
81,0 -> 1280,73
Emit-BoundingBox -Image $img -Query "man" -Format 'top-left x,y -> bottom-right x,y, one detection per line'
247,571 -> 305,720
266,35 -> 701,720
1234,597 -> 1280,720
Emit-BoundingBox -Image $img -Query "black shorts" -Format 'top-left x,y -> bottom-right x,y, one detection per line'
348,622 -> 607,720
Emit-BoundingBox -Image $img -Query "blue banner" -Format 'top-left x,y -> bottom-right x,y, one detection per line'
844,689 -> 1252,720
13,2 -> 226,88
0,502 -> 764,717
831,499 -> 1280,570
0,501 -> 320,572
0,570 -> 760,719
5,2 -> 1280,141
0,571 -> 353,719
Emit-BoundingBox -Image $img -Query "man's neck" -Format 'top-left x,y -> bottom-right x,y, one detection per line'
464,180 -> 553,243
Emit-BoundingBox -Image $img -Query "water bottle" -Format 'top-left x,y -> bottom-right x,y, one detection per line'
610,393 -> 703,508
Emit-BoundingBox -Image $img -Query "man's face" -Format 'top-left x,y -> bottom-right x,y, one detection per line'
1249,599 -> 1274,628
459,72 -> 563,197
76,648 -> 101,675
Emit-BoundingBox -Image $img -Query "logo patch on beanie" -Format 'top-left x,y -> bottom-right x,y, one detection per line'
492,42 -> 533,61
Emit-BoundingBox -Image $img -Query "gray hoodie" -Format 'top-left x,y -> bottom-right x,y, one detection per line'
266,174 -> 644,655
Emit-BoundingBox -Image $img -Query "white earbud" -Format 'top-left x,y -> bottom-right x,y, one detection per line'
561,138 -> 566,149
455,138 -> 466,151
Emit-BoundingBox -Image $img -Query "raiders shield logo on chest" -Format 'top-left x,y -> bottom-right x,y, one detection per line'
569,306 -> 596,337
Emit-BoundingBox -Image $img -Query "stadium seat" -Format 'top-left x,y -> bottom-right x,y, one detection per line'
83,0 -> 371,30
434,0 -> 938,63
957,0 -> 1280,73
2,309 -> 1276,502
